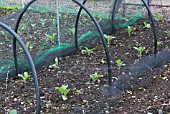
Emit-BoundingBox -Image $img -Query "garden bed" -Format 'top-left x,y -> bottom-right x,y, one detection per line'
0,8 -> 170,114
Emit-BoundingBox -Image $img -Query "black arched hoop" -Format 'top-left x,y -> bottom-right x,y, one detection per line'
14,0 -> 36,74
140,0 -> 157,54
111,0 -> 122,32
72,0 -> 112,89
111,0 -> 157,54
0,22 -> 40,114
74,0 -> 87,50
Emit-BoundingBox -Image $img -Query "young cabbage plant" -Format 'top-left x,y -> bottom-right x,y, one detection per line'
31,23 -> 36,31
166,30 -> 170,36
154,13 -> 163,21
126,90 -> 133,95
81,47 -> 95,56
0,31 -> 8,40
157,41 -> 162,46
115,59 -> 125,69
127,26 -> 133,37
69,28 -> 75,35
55,85 -> 70,101
100,58 -> 106,64
26,41 -> 33,50
104,34 -> 113,45
40,18 -> 47,27
49,57 -> 59,69
143,22 -> 151,29
21,24 -> 29,31
90,72 -> 103,82
18,72 -> 30,83
45,33 -> 56,43
133,46 -> 145,57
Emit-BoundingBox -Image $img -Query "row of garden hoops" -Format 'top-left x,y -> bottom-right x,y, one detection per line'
0,0 -> 157,113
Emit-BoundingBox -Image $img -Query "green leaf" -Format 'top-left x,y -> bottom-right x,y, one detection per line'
18,74 -> 23,77
126,90 -> 132,95
127,26 -> 132,37
133,47 -> 138,50
55,57 -> 58,64
154,13 -> 163,21
115,59 -> 125,69
62,95 -> 67,101
24,72 -> 29,77
61,85 -> 68,90
81,50 -> 87,54
147,112 -> 153,114
69,28 -> 75,35
166,30 -> 170,36
75,90 -> 82,94
104,34 -> 113,44
18,72 -> 30,83
45,33 -> 56,42
158,109 -> 163,114
143,22 -> 151,29
81,47 -> 95,56
49,57 -> 59,69
55,85 -> 70,100
26,41 -> 33,49
9,109 -> 17,114
157,41 -> 162,46
100,59 -> 106,64
146,24 -> 151,28
138,87 -> 145,91
133,46 -> 145,57
90,72 -> 103,82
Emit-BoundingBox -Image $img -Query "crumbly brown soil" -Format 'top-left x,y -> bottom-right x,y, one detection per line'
0,8 -> 170,114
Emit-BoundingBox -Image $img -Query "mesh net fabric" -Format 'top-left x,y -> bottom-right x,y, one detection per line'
0,0 -> 163,79
0,0 -> 111,78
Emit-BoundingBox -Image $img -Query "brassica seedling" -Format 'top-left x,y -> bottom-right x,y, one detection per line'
133,46 -> 145,57
157,41 -> 162,46
127,26 -> 132,37
138,87 -> 145,91
90,72 -> 103,82
0,31 -> 8,39
143,22 -> 151,29
126,90 -> 132,95
69,28 -> 75,35
115,59 -> 125,69
55,85 -> 70,101
40,19 -> 47,27
104,34 -> 113,45
45,33 -> 56,42
100,58 -> 106,64
154,13 -> 163,21
21,25 -> 29,31
49,57 -> 59,69
18,72 -> 30,83
81,47 -> 95,56
26,41 -> 33,50
31,23 -> 36,31
166,30 -> 170,36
